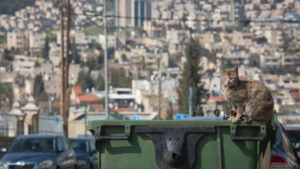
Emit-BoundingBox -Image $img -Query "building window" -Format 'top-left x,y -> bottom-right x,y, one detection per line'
134,1 -> 139,26
140,1 -> 145,26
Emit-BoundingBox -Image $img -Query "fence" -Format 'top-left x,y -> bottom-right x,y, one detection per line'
0,113 -> 64,137
0,113 -> 17,137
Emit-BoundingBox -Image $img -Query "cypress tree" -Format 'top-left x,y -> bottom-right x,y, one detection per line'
42,36 -> 50,60
33,74 -> 48,102
176,38 -> 208,116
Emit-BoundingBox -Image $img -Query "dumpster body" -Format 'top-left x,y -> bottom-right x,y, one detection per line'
88,120 -> 274,169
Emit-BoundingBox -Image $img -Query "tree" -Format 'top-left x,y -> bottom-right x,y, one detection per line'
249,54 -> 260,67
176,38 -> 208,115
97,51 -> 104,65
4,49 -> 13,61
33,74 -> 48,102
166,102 -> 174,120
253,37 -> 267,44
41,36 -> 50,60
82,58 -> 98,72
69,41 -> 80,64
94,75 -> 104,90
110,68 -> 132,88
76,71 -> 105,91
76,72 -> 94,91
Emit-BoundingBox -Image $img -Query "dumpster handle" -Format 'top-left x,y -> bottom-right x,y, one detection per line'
94,125 -> 131,141
231,134 -> 265,141
95,134 -> 130,140
230,125 -> 266,141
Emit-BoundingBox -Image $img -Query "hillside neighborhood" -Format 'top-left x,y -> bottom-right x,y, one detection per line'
0,0 -> 300,137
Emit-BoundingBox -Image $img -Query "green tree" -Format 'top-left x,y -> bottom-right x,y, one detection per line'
4,49 -> 13,61
253,37 -> 267,44
76,72 -> 94,91
82,58 -> 98,72
176,38 -> 208,115
166,102 -> 173,120
0,83 -> 13,107
249,53 -> 260,67
94,75 -> 105,90
110,68 -> 132,88
98,51 -> 104,65
70,41 -> 80,64
76,72 -> 105,91
41,36 -> 50,60
33,74 -> 48,102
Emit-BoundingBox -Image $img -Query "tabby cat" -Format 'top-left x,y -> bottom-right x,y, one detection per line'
221,67 -> 274,123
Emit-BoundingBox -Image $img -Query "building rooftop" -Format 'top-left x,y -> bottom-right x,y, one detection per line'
79,94 -> 100,103
209,96 -> 226,102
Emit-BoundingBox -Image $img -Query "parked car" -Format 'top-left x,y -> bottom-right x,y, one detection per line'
284,125 -> 300,158
0,134 -> 76,169
69,137 -> 98,169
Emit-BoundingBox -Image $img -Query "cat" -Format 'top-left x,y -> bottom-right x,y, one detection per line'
221,67 -> 274,123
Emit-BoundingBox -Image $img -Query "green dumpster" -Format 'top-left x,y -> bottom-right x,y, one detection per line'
87,120 -> 270,169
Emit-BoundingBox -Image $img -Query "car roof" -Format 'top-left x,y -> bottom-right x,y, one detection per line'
284,125 -> 300,131
69,137 -> 93,141
16,134 -> 64,139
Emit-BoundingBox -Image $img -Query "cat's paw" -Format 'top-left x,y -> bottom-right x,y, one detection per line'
242,116 -> 253,123
231,117 -> 239,123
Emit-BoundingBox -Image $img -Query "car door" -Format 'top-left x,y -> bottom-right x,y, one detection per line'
57,136 -> 68,169
57,136 -> 76,169
62,137 -> 76,169
89,140 -> 98,169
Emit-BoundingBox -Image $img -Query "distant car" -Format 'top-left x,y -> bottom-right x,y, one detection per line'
0,134 -> 76,169
69,137 -> 98,169
284,125 -> 300,158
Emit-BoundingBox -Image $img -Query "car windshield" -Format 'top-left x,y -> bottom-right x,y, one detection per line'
286,132 -> 300,151
70,140 -> 89,153
8,137 -> 56,153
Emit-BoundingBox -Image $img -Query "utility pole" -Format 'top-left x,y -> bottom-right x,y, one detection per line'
60,0 -> 71,138
64,0 -> 71,138
188,87 -> 193,117
104,0 -> 110,120
59,0 -> 65,137
157,50 -> 162,120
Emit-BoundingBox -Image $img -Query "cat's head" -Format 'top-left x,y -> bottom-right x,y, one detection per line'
222,67 -> 240,87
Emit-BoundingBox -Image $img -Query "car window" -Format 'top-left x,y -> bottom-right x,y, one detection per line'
70,140 -> 89,153
63,137 -> 70,150
89,140 -> 96,152
286,132 -> 300,151
8,137 -> 56,153
57,137 -> 64,152
281,127 -> 300,169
